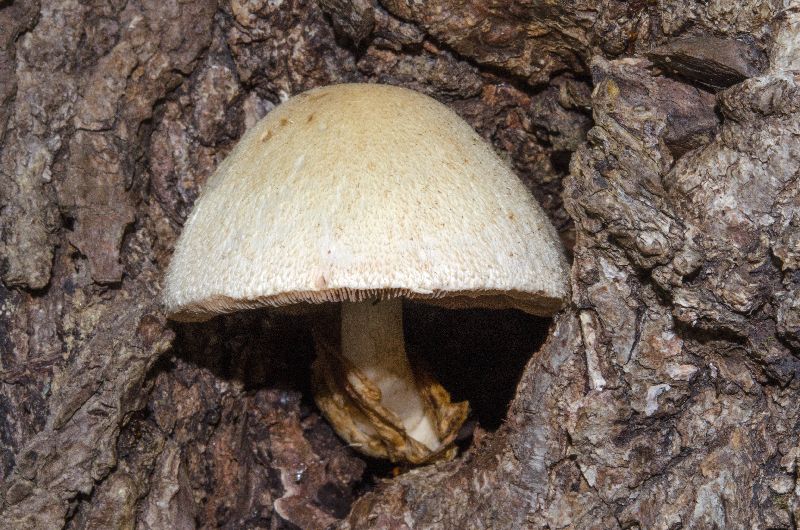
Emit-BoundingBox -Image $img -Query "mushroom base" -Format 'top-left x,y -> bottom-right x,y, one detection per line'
311,299 -> 469,464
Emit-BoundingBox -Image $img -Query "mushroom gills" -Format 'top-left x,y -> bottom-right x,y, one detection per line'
311,298 -> 469,464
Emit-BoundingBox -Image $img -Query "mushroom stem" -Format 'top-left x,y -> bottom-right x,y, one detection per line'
311,298 -> 469,463
340,298 -> 439,450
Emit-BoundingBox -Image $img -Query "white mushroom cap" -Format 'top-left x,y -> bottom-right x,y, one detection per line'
163,83 -> 569,321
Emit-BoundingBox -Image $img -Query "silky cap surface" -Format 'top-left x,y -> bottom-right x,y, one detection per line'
163,83 -> 569,321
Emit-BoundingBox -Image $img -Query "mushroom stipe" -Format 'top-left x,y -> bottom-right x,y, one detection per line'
163,83 -> 569,464
312,299 -> 469,463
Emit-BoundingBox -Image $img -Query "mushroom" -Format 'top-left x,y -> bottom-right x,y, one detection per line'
163,83 -> 569,464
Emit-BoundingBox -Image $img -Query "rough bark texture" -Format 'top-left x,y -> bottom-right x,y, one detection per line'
0,0 -> 797,528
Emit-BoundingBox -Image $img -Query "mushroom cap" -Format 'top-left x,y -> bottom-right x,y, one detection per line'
163,83 -> 569,321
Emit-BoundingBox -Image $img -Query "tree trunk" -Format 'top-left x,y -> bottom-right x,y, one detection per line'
1,0 -> 797,528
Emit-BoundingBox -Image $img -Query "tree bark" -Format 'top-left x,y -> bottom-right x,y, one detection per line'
1,0 -> 797,528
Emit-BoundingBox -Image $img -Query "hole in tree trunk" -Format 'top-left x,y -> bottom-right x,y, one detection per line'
164,301 -> 552,515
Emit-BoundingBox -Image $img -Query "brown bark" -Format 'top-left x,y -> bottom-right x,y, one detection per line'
1,0 -> 797,528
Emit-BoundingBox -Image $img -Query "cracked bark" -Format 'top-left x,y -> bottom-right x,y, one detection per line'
1,0 -> 797,528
